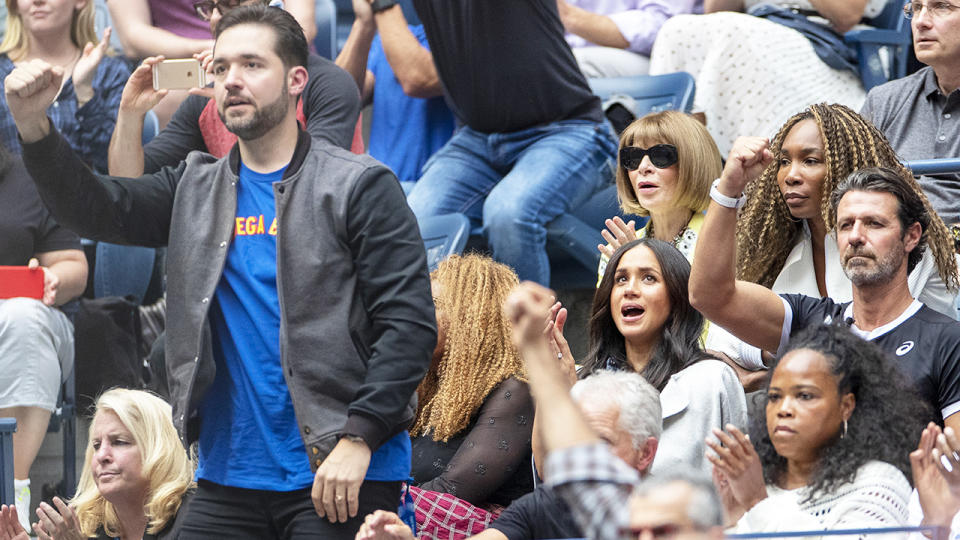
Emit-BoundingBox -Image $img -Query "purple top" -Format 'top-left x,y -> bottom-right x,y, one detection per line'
564,0 -> 701,54
148,0 -> 211,39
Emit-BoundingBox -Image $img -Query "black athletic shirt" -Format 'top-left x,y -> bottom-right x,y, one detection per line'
489,485 -> 582,540
781,294 -> 960,424
411,0 -> 604,133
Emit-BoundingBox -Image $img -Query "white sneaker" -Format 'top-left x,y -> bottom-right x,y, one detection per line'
14,478 -> 31,534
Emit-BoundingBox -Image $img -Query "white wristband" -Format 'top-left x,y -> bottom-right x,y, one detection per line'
710,178 -> 746,209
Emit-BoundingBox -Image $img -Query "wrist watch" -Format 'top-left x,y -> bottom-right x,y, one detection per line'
370,0 -> 397,12
710,178 -> 747,210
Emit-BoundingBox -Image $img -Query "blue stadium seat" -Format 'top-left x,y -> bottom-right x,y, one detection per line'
844,0 -> 912,92
314,0 -> 337,59
142,109 -> 160,146
546,72 -> 696,288
419,213 -> 470,271
904,158 -> 960,176
0,417 -> 15,506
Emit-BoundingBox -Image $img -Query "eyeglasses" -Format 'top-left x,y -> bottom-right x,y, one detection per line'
619,144 -> 679,170
193,0 -> 247,20
903,1 -> 960,19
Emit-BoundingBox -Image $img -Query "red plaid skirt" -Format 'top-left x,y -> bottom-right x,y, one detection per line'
408,486 -> 504,540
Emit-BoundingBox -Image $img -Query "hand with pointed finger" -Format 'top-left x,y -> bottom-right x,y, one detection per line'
705,424 -> 767,512
912,422 -> 960,528
4,59 -> 64,142
716,136 -> 774,200
32,497 -> 84,540
312,436 -> 372,523
354,510 -> 414,540
597,216 -> 637,258
0,505 -> 30,540
546,305 -> 577,385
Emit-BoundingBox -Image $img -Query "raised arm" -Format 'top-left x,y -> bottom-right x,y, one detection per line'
334,0 -> 377,104
688,137 -> 786,354
285,0 -> 317,43
374,5 -> 443,98
107,0 -> 213,59
108,57 -> 168,176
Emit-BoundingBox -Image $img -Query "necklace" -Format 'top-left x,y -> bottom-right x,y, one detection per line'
647,221 -> 689,246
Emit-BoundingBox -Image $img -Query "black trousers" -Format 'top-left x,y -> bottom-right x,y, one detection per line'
178,479 -> 402,540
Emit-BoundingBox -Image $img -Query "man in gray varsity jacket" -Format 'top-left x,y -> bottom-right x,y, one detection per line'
4,5 -> 434,540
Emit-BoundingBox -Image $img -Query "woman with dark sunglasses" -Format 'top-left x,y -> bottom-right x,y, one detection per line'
596,110 -> 723,282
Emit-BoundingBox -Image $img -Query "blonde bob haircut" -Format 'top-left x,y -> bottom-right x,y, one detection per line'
71,389 -> 194,538
615,110 -> 722,217
0,0 -> 99,60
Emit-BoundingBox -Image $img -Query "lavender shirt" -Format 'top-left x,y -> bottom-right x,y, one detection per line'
564,0 -> 701,54
148,0 -> 211,39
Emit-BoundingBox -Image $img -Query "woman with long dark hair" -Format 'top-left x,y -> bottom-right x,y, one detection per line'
579,238 -> 747,474
708,324 -> 927,530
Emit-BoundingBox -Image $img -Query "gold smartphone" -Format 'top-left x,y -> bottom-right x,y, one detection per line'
152,59 -> 206,90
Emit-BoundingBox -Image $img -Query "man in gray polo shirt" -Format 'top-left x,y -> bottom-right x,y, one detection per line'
861,1 -> 960,225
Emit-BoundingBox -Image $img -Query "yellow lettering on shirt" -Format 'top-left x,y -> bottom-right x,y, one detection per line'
235,217 -> 245,236
268,218 -> 277,236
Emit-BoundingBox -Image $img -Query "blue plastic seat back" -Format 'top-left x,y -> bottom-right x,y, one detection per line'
904,158 -> 960,176
844,0 -> 912,91
587,71 -> 696,116
419,213 -> 471,271
314,0 -> 337,59
0,417 -> 16,506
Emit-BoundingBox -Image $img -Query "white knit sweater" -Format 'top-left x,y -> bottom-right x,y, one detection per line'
733,461 -> 912,533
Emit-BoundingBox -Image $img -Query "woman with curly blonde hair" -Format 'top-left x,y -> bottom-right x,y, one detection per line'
734,103 -> 957,318
410,253 -> 533,508
0,388 -> 194,540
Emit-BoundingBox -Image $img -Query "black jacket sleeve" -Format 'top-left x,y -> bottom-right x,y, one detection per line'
341,165 -> 436,449
22,126 -> 184,248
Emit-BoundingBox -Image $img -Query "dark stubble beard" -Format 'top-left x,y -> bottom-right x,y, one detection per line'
218,81 -> 290,141
842,240 -> 905,287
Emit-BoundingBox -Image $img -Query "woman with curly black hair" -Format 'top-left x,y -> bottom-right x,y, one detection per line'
707,324 -> 928,531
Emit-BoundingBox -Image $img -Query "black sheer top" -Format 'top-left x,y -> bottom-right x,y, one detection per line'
411,377 -> 535,507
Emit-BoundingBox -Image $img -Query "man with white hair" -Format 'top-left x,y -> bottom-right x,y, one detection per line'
354,371 -> 662,540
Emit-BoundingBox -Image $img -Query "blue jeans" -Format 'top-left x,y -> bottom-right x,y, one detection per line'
94,243 -> 157,304
406,120 -> 617,284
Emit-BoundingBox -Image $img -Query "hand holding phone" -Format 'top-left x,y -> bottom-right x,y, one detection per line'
152,58 -> 206,91
0,265 -> 44,300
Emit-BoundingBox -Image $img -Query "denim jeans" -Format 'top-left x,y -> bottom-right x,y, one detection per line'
94,242 -> 157,304
406,119 -> 618,285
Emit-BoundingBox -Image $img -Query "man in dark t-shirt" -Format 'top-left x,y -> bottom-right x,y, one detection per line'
406,0 -> 619,285
690,141 -> 960,432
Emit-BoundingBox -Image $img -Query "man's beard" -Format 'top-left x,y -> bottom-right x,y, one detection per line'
218,84 -> 289,141
841,241 -> 905,287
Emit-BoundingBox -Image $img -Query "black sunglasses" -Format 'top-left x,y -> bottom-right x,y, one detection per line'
619,144 -> 678,170
193,0 -> 246,20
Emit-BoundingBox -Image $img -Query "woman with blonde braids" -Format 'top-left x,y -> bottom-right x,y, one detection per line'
410,253 -> 533,508
708,103 -> 960,371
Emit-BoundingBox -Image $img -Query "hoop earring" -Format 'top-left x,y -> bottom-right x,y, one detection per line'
841,419 -> 848,439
